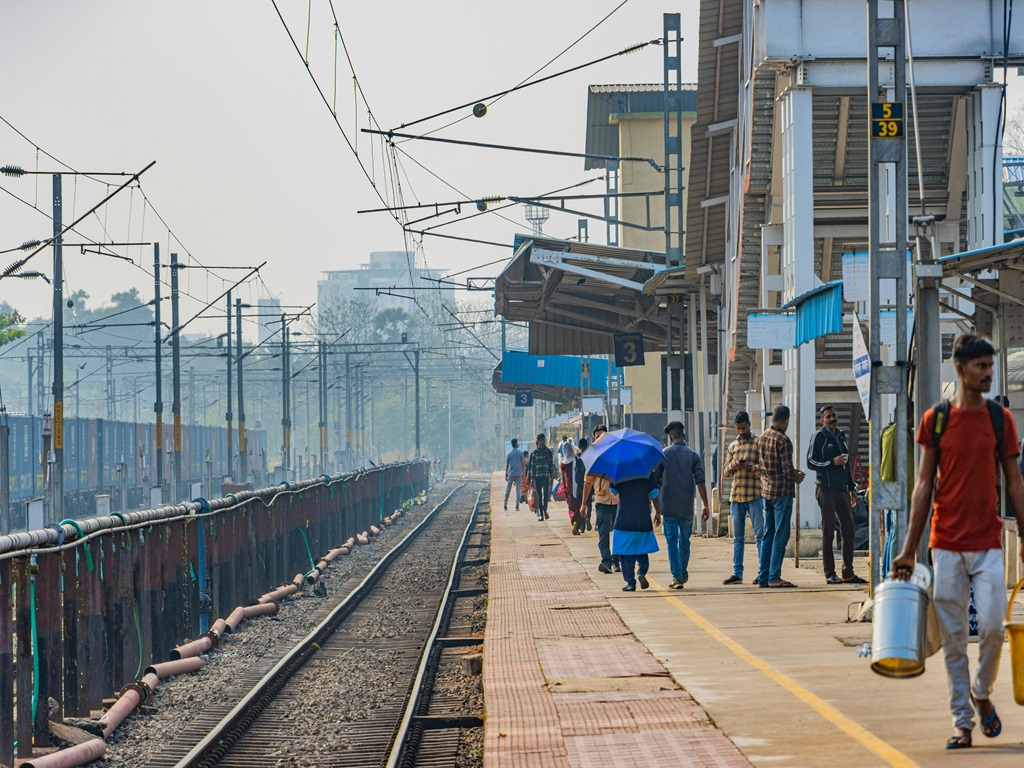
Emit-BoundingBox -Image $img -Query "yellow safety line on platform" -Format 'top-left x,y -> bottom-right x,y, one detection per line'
650,579 -> 918,768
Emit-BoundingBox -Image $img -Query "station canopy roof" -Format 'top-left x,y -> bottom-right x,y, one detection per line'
495,234 -> 670,356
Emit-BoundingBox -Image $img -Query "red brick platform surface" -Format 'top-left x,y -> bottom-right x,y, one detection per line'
484,475 -> 751,767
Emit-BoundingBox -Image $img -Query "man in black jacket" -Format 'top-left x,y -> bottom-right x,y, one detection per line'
806,405 -> 866,584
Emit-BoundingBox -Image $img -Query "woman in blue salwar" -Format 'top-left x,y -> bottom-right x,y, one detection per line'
610,471 -> 662,591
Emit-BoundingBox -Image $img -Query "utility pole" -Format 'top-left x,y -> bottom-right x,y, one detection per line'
318,340 -> 327,474
225,290 -> 233,480
447,387 -> 453,472
27,351 -> 33,418
345,352 -> 352,468
867,0 -> 910,590
414,348 -> 421,458
281,314 -> 291,479
106,347 -> 114,421
236,298 -> 247,483
171,252 -> 182,503
51,173 -> 64,523
153,244 -> 164,491
1,416 -> 10,534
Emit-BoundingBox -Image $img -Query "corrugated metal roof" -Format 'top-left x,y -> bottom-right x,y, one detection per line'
494,235 -> 670,356
584,84 -> 699,171
500,351 -> 612,391
784,281 -> 844,346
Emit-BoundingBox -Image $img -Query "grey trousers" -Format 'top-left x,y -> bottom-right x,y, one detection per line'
932,548 -> 1007,732
503,476 -> 522,508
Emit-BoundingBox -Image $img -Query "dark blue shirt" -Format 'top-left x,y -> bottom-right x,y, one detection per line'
658,440 -> 705,517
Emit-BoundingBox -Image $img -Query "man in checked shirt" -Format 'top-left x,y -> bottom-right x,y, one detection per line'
722,411 -> 763,584
755,404 -> 806,588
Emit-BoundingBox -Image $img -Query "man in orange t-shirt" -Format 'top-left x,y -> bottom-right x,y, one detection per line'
894,334 -> 1024,749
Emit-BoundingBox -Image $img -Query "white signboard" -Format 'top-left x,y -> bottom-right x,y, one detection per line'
879,309 -> 914,351
619,386 -> 632,406
842,250 -> 913,305
841,252 -> 869,302
582,396 -> 605,414
746,313 -> 796,350
851,312 -> 871,420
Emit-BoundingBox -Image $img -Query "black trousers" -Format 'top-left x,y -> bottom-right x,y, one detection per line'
534,478 -> 551,513
816,485 -> 855,579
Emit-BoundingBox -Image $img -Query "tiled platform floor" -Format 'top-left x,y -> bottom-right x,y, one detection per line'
483,477 -> 750,767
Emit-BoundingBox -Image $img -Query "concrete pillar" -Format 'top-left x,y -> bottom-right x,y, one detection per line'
780,86 -> 819,528
966,84 -> 1003,250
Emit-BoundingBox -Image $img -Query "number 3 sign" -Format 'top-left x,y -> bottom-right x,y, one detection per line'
614,332 -> 645,367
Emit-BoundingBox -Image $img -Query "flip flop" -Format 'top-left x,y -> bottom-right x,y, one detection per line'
767,580 -> 797,588
842,575 -> 868,584
972,696 -> 1002,738
825,575 -> 843,585
945,733 -> 972,749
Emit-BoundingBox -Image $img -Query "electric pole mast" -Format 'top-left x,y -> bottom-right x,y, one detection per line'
51,174 -> 64,523
171,252 -> 182,503
225,290 -> 233,480
153,244 -> 163,491
236,298 -> 246,483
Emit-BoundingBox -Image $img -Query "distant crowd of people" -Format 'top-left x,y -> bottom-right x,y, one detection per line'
502,333 -> 1024,750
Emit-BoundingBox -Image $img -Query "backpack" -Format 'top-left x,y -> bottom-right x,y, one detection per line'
929,398 -> 1004,460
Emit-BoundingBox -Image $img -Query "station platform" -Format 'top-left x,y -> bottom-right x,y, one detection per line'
484,474 -> 1024,767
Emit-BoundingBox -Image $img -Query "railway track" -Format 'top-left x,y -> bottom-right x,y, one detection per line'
143,481 -> 488,768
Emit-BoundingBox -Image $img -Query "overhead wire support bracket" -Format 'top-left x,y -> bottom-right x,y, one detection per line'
361,129 -> 663,172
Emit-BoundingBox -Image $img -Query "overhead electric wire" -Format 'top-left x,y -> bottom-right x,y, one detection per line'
393,37 -> 653,133
406,0 -> 637,138
269,0 -> 400,224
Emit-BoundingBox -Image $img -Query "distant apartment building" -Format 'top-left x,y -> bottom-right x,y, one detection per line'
257,296 -> 282,345
317,251 -> 453,315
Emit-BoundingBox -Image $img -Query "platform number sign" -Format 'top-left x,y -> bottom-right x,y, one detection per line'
515,387 -> 533,407
614,332 -> 645,367
871,102 -> 904,139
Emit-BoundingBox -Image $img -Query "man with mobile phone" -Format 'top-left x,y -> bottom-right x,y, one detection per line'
722,411 -> 762,584
807,405 -> 865,584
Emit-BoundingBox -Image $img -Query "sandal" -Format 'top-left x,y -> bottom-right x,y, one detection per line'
841,575 -> 868,584
767,580 -> 797,588
825,575 -> 843,585
972,696 -> 1002,738
945,732 -> 972,749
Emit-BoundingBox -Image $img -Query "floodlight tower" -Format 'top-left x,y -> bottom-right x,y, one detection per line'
524,204 -> 549,236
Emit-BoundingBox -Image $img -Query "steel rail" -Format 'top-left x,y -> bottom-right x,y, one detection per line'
171,482 -> 470,768
385,485 -> 487,768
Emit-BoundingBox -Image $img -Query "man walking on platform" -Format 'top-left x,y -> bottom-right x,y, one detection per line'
659,421 -> 709,589
722,411 -> 762,584
755,404 -> 805,588
528,432 -> 556,520
893,334 -> 1024,750
807,405 -> 866,585
504,438 -> 525,511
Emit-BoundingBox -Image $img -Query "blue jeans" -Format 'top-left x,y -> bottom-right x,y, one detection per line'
757,496 -> 793,584
595,503 -> 616,569
618,554 -> 649,587
662,515 -> 693,583
730,499 -> 764,578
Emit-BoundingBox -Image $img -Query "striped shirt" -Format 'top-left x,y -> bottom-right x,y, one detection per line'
723,433 -> 761,503
756,426 -> 799,499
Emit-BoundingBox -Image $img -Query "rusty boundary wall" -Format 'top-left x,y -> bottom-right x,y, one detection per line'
0,461 -> 428,764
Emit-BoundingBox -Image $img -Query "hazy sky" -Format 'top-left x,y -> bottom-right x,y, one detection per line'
1,0 -> 699,340
3,1 -> 1023,342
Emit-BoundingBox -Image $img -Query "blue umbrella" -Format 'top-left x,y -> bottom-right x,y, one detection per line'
581,428 -> 665,484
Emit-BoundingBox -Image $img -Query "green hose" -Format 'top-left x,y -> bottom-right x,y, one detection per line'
296,528 -> 316,571
30,560 -> 39,729
59,519 -> 93,572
